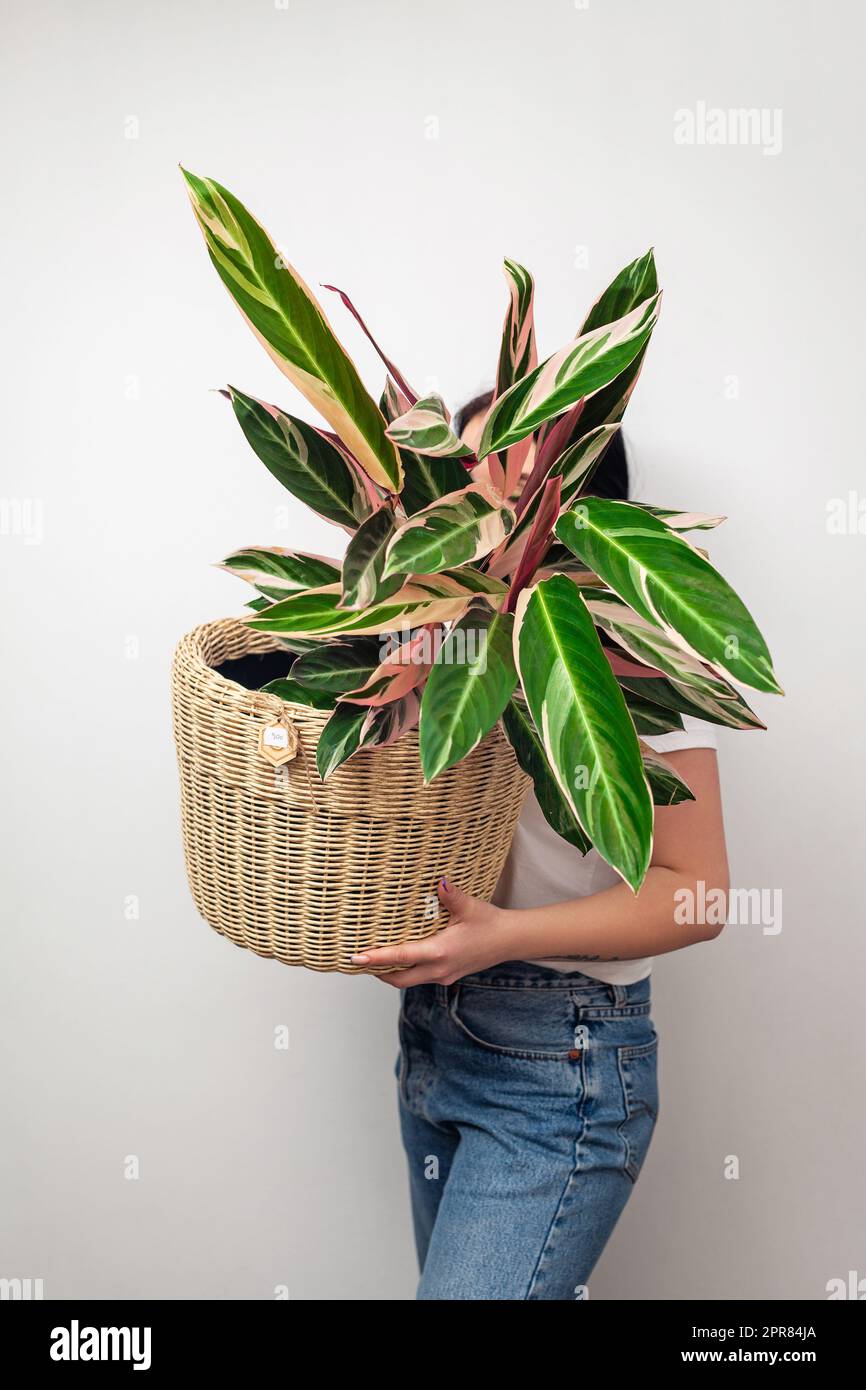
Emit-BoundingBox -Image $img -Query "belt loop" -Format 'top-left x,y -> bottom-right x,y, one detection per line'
608,983 -> 628,1006
436,984 -> 450,1008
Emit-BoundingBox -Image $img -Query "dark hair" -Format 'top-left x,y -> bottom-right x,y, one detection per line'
455,389 -> 629,501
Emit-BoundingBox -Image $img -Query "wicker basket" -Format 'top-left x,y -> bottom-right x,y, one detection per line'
171,618 -> 530,973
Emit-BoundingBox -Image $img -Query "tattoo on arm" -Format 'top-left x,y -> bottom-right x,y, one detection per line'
554,953 -> 621,962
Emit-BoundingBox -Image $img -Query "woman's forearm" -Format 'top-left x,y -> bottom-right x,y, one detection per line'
494,866 -> 728,964
358,749 -> 730,986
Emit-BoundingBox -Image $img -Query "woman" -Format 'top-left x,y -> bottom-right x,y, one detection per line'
351,394 -> 729,1300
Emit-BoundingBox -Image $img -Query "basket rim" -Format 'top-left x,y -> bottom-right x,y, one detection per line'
176,617 -> 338,733
173,617 -> 524,767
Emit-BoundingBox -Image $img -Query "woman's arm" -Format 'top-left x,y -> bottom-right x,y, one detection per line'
355,748 -> 729,988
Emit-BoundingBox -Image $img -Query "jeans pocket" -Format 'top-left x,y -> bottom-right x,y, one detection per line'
616,1035 -> 660,1182
449,984 -> 578,1060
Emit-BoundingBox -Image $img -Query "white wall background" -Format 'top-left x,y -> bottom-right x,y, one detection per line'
2,0 -> 864,1300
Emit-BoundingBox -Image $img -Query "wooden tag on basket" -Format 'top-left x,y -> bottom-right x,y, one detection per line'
258,719 -> 299,767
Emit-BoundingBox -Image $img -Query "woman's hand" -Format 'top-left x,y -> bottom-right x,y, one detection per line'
351,879 -> 517,988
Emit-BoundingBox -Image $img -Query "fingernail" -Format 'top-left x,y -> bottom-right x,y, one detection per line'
350,954 -> 370,964
440,878 -> 448,891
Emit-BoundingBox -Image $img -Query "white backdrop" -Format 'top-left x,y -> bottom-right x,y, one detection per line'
2,0 -> 864,1300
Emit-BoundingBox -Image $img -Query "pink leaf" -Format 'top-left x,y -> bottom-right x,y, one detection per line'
323,284 -> 418,405
342,628 -> 433,706
604,648 -> 667,679
516,400 -> 585,520
504,475 -> 562,612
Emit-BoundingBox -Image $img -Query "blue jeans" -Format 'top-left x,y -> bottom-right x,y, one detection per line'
396,960 -> 659,1300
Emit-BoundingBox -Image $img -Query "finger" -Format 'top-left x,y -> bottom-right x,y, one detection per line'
376,965 -> 444,988
437,876 -> 474,918
351,937 -> 442,971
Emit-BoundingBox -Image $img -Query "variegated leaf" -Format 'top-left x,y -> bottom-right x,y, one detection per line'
620,686 -> 684,736
383,486 -> 515,579
244,571 -> 503,639
501,698 -> 591,853
219,547 -> 340,600
490,425 -> 620,580
380,377 -> 413,419
513,575 -> 653,890
181,169 -> 402,491
555,499 -> 782,694
585,594 -> 765,729
519,425 -> 620,520
386,394 -> 474,459
419,607 -> 518,781
380,381 -> 468,515
640,745 -> 695,806
496,260 -> 537,393
581,249 -> 659,335
315,703 -> 369,779
636,504 -> 726,532
260,677 -> 335,710
343,629 -> 432,707
340,507 -> 403,609
291,636 -> 384,694
226,388 -> 368,529
368,690 -> 421,745
536,250 -> 660,460
495,259 -> 538,495
316,695 -> 419,779
621,672 -> 763,733
529,400 -> 586,486
478,293 -> 661,457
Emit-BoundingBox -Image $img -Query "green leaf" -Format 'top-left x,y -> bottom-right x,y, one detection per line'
502,698 -> 591,854
383,487 -> 515,579
226,389 -> 364,529
478,293 -> 661,457
291,637 -> 384,695
620,673 -> 758,732
220,546 -> 340,600
182,170 -> 402,491
563,249 -> 660,442
315,703 -> 370,779
641,747 -> 695,806
400,454 -> 471,516
513,575 -> 653,891
260,678 -> 335,710
555,498 -> 782,694
419,607 -> 518,781
581,249 -> 658,335
340,507 -> 403,608
620,688 -> 685,736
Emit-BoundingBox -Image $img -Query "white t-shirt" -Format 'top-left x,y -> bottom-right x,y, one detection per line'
492,716 -> 719,984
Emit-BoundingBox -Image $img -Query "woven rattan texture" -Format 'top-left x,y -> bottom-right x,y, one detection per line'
172,619 -> 530,972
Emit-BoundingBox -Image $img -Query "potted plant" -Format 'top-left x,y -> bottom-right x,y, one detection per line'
172,168 -> 781,973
